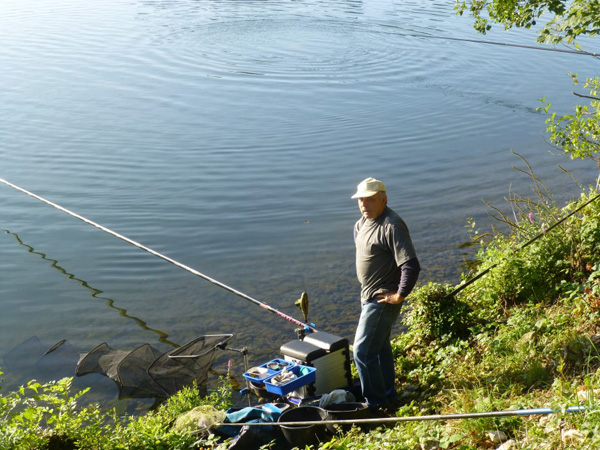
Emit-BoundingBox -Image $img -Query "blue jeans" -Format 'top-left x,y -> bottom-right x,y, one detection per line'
353,300 -> 402,408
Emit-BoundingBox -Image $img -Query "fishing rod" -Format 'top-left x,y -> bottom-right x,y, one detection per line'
420,34 -> 599,57
373,22 -> 600,57
447,191 -> 600,298
215,405 -> 587,427
0,178 -> 317,333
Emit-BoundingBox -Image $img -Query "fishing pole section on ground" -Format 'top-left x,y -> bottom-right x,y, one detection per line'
213,404 -> 589,428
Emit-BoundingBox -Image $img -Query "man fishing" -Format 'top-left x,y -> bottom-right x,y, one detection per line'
351,177 -> 421,412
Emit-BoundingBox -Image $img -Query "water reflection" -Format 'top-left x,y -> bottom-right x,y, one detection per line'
3,230 -> 178,348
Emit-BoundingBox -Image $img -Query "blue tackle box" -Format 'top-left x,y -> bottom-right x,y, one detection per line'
242,359 -> 295,384
264,364 -> 316,396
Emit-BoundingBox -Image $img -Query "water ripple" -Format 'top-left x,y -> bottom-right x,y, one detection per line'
155,19 -> 437,84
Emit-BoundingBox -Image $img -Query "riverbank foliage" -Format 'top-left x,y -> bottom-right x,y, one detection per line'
3,178 -> 600,449
0,374 -> 233,449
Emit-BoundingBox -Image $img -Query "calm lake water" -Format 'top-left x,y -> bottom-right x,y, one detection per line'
1,0 -> 599,407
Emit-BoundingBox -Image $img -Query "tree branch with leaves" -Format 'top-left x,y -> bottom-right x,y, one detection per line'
456,0 -> 600,166
455,0 -> 600,44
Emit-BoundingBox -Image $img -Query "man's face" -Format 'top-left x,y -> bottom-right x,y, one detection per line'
357,192 -> 386,220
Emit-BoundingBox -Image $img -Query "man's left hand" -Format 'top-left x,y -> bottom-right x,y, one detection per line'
376,292 -> 405,305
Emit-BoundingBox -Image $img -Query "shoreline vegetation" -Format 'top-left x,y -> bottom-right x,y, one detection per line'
3,170 -> 600,449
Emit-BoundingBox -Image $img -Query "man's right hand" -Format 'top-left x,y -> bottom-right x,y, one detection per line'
376,292 -> 405,305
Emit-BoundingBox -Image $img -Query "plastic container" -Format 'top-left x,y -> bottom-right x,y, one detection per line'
242,359 -> 295,384
264,364 -> 316,396
247,381 -> 279,400
324,402 -> 370,432
278,406 -> 330,447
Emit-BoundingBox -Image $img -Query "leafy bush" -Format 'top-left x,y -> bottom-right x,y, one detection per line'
542,75 -> 600,161
0,377 -> 117,450
0,375 -> 232,450
104,380 -> 232,450
404,282 -> 473,345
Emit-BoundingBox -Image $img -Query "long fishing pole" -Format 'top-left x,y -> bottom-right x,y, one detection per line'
447,191 -> 600,298
215,405 -> 587,427
0,178 -> 317,332
373,23 -> 600,57
420,34 -> 599,57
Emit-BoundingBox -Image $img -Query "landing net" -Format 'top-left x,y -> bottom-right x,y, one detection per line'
76,334 -> 233,399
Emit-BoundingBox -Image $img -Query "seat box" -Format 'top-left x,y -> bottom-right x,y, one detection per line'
280,332 -> 352,395
280,339 -> 327,362
304,331 -> 349,353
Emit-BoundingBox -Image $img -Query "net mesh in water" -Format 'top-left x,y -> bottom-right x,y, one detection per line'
76,334 -> 233,399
